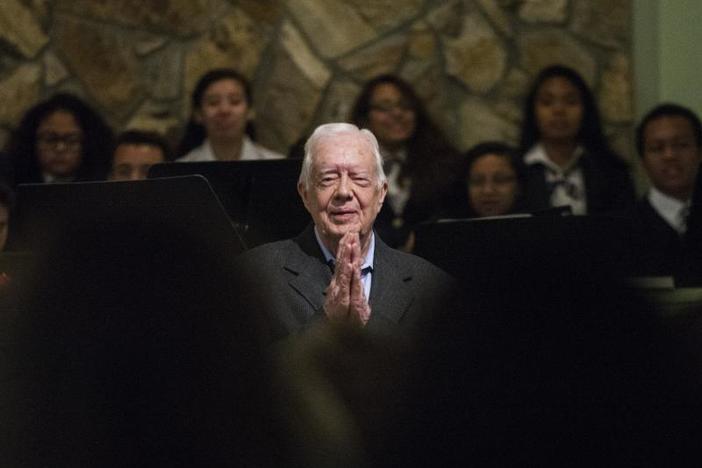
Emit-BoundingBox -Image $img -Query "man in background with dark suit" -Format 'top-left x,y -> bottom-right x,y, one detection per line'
629,103 -> 702,276
237,123 -> 452,341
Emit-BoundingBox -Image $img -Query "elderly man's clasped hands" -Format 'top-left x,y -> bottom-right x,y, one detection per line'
323,231 -> 371,326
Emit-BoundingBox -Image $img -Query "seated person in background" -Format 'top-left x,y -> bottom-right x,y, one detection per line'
4,93 -> 113,185
109,130 -> 171,181
350,74 -> 460,250
236,123 -> 453,342
628,103 -> 702,276
518,65 -> 635,215
442,141 -> 526,218
176,68 -> 283,161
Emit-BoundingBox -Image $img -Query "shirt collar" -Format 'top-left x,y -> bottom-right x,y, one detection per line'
524,143 -> 584,174
313,226 -> 375,272
648,186 -> 690,233
202,135 -> 255,160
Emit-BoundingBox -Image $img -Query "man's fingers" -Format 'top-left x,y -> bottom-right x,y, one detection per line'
349,263 -> 371,325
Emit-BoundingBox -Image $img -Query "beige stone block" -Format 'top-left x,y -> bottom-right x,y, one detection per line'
427,0 -> 464,37
600,54 -> 633,123
519,30 -> 596,85
400,22 -> 440,85
571,0 -> 630,48
0,63 -> 41,126
125,101 -> 181,137
54,0 -> 223,36
476,0 -> 513,36
606,125 -> 635,162
183,8 -> 268,112
316,79 -> 361,125
344,0 -> 422,31
254,45 -> 327,153
338,33 -> 407,81
43,51 -> 69,87
0,0 -> 48,58
135,36 -> 168,57
459,96 -> 519,150
407,22 -> 437,60
494,98 -> 523,125
281,22 -> 330,89
54,16 -> 142,118
145,45 -> 182,101
519,0 -> 567,23
410,65 -> 458,141
499,67 -> 530,100
287,0 -> 377,58
444,14 -> 507,93
238,0 -> 284,28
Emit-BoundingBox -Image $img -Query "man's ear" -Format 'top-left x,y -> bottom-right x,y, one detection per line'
378,181 -> 388,206
298,182 -> 311,211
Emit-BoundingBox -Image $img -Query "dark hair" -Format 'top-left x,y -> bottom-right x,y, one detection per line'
635,103 -> 702,158
177,68 -> 256,157
113,129 -> 173,162
518,65 -> 619,162
350,74 -> 459,175
464,141 -> 526,187
5,93 -> 114,184
446,141 -> 526,217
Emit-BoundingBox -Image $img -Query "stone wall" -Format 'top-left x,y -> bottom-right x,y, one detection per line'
0,0 -> 632,158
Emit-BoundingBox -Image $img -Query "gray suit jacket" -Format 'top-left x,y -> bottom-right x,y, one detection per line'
236,225 -> 454,341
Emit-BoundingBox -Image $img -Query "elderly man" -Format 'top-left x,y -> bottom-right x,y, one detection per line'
237,123 -> 452,341
629,103 -> 702,276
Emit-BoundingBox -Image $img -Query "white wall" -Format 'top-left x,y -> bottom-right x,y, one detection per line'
634,0 -> 702,119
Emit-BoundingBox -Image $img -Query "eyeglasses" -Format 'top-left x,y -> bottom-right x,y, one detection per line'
369,101 -> 414,113
37,132 -> 83,151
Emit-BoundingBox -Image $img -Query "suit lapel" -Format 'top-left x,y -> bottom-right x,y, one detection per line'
282,227 -> 415,326
284,225 -> 331,312
368,236 -> 415,326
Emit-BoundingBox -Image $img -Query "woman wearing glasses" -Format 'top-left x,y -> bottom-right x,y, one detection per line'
5,93 -> 113,185
442,142 -> 526,219
350,74 -> 459,250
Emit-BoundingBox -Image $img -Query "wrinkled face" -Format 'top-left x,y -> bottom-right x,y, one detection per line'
0,204 -> 7,252
366,83 -> 416,151
36,110 -> 84,178
534,76 -> 584,143
110,144 -> 165,181
196,78 -> 251,142
298,133 -> 387,251
642,115 -> 702,200
467,154 -> 519,217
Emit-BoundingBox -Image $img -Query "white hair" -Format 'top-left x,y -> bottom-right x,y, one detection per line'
299,123 -> 387,191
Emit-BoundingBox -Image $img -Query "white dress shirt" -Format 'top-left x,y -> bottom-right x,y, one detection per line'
524,144 -> 587,215
647,186 -> 690,235
177,136 -> 284,162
